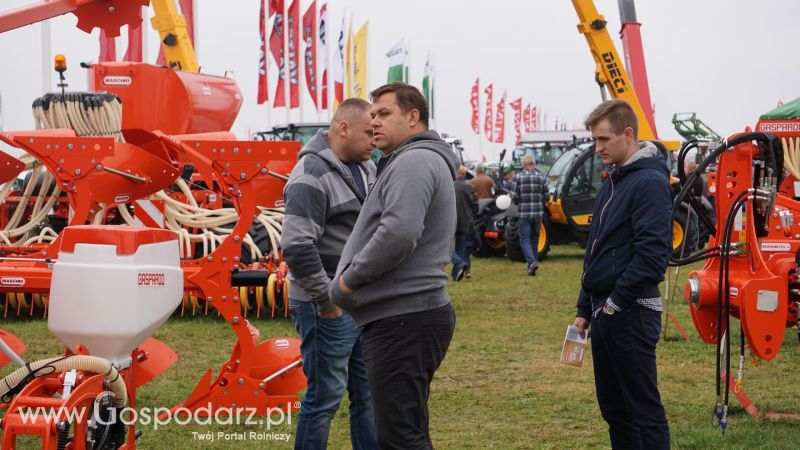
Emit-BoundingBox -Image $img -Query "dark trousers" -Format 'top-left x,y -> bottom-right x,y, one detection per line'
451,232 -> 472,274
591,303 -> 670,449
360,303 -> 456,450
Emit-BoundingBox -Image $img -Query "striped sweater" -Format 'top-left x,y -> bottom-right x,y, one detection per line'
281,129 -> 376,313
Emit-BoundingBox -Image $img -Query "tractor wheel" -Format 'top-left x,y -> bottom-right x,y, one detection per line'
505,218 -> 525,262
234,221 -> 275,265
537,219 -> 551,261
673,206 -> 699,258
505,218 -> 550,262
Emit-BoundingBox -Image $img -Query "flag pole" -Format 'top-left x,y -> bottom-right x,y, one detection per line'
298,1 -> 305,124
41,21 -> 52,94
283,0 -> 291,124
326,2 -> 332,120
316,0 -> 321,120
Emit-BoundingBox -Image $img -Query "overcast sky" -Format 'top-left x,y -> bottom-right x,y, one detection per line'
1,0 -> 798,160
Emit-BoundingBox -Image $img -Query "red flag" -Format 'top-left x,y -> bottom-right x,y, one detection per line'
510,97 -> 522,146
270,0 -> 286,107
257,0 -> 269,104
319,3 -> 328,109
523,103 -> 531,133
302,1 -> 317,109
124,22 -> 142,62
483,83 -> 493,142
494,92 -> 506,144
531,106 -> 539,131
99,30 -> 116,62
287,0 -> 300,108
470,78 -> 480,134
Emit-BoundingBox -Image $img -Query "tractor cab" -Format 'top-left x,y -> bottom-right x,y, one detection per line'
253,122 -> 329,145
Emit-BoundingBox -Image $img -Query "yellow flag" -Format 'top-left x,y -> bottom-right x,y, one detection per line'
345,19 -> 353,98
353,21 -> 368,100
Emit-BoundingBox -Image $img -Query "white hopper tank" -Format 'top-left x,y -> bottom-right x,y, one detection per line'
48,226 -> 183,365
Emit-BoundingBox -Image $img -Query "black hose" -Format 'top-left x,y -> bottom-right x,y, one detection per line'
717,191 -> 751,423
672,133 -> 777,266
715,190 -> 751,413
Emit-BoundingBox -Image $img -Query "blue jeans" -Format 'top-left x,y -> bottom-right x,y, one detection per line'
451,232 -> 472,275
519,217 -> 542,267
289,299 -> 378,450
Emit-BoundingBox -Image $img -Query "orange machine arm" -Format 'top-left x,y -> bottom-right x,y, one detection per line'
570,0 -> 655,141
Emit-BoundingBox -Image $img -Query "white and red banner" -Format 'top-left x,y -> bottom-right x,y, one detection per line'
302,0 -> 317,109
257,0 -> 268,104
269,0 -> 287,107
531,106 -> 539,131
523,103 -> 531,132
494,92 -> 506,144
510,97 -> 522,146
319,2 -> 328,110
470,78 -> 480,134
287,0 -> 300,108
483,83 -> 493,142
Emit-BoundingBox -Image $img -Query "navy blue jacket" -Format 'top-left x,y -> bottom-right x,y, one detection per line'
576,148 -> 672,321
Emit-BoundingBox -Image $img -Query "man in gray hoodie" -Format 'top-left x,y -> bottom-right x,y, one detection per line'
282,98 -> 378,450
329,83 -> 458,449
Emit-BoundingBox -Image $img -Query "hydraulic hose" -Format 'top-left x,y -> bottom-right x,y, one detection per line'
0,355 -> 127,407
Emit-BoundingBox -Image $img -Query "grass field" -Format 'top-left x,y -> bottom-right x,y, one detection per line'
2,244 -> 799,449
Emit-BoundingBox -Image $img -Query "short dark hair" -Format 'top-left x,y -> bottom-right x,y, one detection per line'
370,82 -> 429,127
584,99 -> 638,140
332,98 -> 371,123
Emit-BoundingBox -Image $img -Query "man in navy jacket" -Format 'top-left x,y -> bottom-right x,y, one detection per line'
573,100 -> 671,449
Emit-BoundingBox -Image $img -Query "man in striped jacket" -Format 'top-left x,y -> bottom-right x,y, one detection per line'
282,98 -> 378,449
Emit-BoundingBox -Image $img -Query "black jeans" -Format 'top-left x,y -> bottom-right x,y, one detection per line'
591,303 -> 670,450
360,303 -> 456,450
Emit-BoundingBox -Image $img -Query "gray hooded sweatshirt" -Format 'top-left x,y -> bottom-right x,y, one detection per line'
328,130 -> 459,326
281,129 -> 376,313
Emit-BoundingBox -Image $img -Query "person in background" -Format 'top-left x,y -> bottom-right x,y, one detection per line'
513,154 -> 547,276
470,164 -> 496,199
502,169 -> 517,192
452,165 -> 479,281
282,98 -> 379,450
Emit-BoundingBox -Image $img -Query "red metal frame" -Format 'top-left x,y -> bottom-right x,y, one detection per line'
0,0 -> 148,36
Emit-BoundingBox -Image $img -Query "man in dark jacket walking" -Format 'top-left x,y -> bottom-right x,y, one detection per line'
572,100 -> 671,450
282,98 -> 379,450
452,165 -> 478,281
329,83 -> 458,450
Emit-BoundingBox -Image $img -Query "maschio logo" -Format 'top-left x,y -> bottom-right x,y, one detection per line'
275,339 -> 289,349
103,76 -> 133,86
0,277 -> 25,287
138,273 -> 165,287
114,194 -> 131,204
